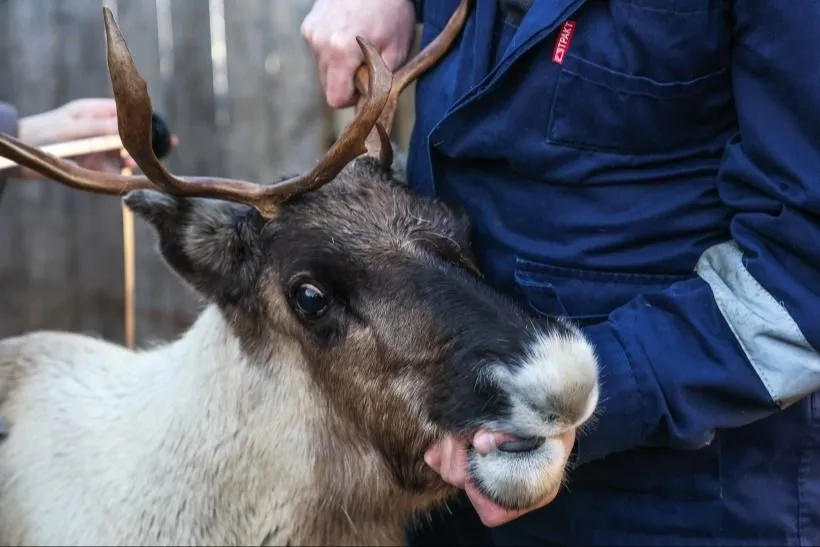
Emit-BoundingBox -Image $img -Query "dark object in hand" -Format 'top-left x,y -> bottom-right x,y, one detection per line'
498,435 -> 546,453
151,111 -> 172,160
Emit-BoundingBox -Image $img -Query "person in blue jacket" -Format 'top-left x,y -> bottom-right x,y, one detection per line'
301,0 -> 820,545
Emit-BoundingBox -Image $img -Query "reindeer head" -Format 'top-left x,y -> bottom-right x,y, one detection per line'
0,1 -> 599,512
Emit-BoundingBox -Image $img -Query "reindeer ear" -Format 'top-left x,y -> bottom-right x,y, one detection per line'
123,189 -> 265,308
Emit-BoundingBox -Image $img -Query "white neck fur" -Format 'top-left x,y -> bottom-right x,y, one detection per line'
3,305 -> 427,545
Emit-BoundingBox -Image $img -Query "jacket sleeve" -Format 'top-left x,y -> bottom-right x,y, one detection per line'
574,0 -> 820,466
0,102 -> 19,137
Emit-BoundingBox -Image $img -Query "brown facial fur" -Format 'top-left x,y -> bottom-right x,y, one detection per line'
125,159 -> 477,459
122,156 -> 493,541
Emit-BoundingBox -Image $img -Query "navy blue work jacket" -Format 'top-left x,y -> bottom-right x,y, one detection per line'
405,0 -> 820,545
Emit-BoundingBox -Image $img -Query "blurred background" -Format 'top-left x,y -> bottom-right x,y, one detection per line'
0,0 -> 419,347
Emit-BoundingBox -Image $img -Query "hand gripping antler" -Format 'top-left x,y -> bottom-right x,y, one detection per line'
354,0 -> 472,166
0,8 -> 391,218
0,3 -> 471,219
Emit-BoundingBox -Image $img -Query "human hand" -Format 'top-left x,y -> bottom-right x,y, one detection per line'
19,98 -> 126,147
16,98 -> 150,180
424,429 -> 576,527
301,0 -> 417,108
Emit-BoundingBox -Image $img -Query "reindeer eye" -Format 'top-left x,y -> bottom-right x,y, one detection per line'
293,283 -> 329,318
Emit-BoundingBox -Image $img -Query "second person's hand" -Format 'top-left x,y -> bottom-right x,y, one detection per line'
301,0 -> 417,109
425,429 -> 577,527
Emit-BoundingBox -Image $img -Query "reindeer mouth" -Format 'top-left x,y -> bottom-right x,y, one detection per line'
464,429 -> 548,454
497,435 -> 546,453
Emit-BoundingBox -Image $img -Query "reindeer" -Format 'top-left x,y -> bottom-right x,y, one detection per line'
0,2 -> 600,545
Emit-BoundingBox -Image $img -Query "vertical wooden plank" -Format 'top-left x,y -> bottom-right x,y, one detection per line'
114,0 -> 201,345
331,108 -> 355,143
0,0 -> 23,332
0,0 -> 17,318
267,0 -> 329,175
165,0 -> 223,177
222,0 -> 326,182
221,0 -> 270,181
0,0 -> 13,101
51,0 -> 128,342
0,0 -> 74,337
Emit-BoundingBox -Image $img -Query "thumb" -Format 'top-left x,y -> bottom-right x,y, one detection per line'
472,430 -> 525,456
424,443 -> 442,471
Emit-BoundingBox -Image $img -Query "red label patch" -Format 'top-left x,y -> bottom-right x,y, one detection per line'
552,20 -> 577,64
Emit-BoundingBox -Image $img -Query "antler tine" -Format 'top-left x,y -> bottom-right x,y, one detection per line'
380,0 -> 471,131
0,9 -> 394,219
0,133 -> 269,197
102,8 -> 291,217
104,8 -> 391,216
0,133 -> 155,194
102,6 -> 171,192
354,0 -> 472,164
253,36 -> 392,203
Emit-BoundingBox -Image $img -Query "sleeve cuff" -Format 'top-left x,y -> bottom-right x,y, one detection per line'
0,102 -> 20,138
411,0 -> 424,22
572,320 -> 648,467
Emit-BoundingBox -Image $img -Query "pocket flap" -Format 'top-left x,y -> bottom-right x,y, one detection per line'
514,257 -> 692,323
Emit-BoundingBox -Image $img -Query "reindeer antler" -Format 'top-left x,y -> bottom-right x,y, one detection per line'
0,3 -> 470,218
354,0 -> 472,165
0,8 -> 391,218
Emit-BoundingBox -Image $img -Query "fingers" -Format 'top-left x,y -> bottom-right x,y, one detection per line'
425,429 -> 577,528
464,480 -> 528,527
558,429 -> 576,456
380,36 -> 414,73
67,116 -> 120,141
424,436 -> 469,489
64,98 -> 119,118
322,43 -> 364,108
423,443 -> 442,469
303,20 -> 364,108
75,151 -> 124,174
472,429 -> 525,455
121,148 -> 138,170
300,0 -> 417,109
424,433 -> 544,528
319,35 -> 412,108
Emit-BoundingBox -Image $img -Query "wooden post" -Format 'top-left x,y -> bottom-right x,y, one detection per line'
121,160 -> 136,350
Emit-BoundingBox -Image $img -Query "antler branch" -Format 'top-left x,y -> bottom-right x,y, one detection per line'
354,0 -> 472,164
102,8 -> 393,217
0,3 -> 468,218
0,134 -> 152,194
253,37 -> 392,205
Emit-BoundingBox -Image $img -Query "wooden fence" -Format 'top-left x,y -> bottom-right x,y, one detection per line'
0,0 -> 418,346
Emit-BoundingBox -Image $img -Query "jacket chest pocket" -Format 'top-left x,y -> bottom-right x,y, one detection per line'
547,0 -> 735,155
422,0 -> 463,31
